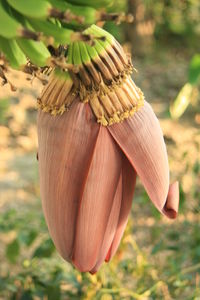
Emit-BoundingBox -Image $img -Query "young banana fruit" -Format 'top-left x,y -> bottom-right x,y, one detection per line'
28,18 -> 74,45
17,39 -> 51,67
6,0 -> 56,19
0,36 -> 27,69
6,0 -> 82,23
48,0 -> 129,28
0,0 -> 131,72
48,0 -> 97,25
0,0 -> 38,39
64,0 -> 113,9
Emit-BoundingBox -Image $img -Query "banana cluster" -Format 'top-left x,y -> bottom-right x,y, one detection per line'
38,25 -> 144,126
0,0 -> 132,73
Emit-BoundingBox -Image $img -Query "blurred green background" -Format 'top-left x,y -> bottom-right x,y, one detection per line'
0,0 -> 200,299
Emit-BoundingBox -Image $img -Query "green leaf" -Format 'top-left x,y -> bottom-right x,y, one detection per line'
0,98 -> 9,125
32,238 -> 55,258
6,238 -> 20,263
179,184 -> 186,211
18,230 -> 38,247
167,231 -> 180,241
166,245 -> 179,251
193,160 -> 200,175
170,83 -> 194,119
47,285 -> 61,300
21,291 -> 33,300
151,240 -> 164,255
188,54 -> 200,85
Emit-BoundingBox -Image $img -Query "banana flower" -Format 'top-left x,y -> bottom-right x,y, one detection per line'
37,25 -> 179,273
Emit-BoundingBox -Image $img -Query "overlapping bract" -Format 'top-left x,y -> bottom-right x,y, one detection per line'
37,97 -> 179,273
37,25 -> 179,273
